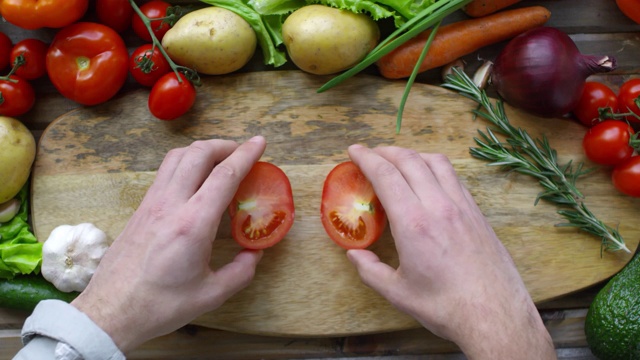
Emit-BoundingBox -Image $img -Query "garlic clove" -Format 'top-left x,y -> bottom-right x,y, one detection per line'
0,199 -> 20,223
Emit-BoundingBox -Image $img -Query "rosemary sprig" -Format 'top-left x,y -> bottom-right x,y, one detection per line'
442,68 -> 630,253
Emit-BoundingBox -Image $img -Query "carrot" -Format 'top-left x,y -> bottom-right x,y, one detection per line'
463,0 -> 522,17
376,6 -> 551,79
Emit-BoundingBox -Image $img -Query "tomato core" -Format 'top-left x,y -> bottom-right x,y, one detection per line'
76,56 -> 90,71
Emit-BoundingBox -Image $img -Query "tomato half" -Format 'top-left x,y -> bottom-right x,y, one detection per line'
0,32 -> 12,71
0,0 -> 89,30
228,161 -> 295,250
148,72 -> 196,120
573,81 -> 619,127
616,0 -> 640,24
10,39 -> 48,80
582,120 -> 635,166
132,0 -> 172,42
130,44 -> 171,87
0,75 -> 35,117
96,0 -> 134,33
618,78 -> 640,123
612,156 -> 640,197
320,161 -> 386,249
46,22 -> 129,106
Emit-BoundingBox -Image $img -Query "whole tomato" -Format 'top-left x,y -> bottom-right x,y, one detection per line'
46,22 -> 129,106
132,0 -> 172,42
129,44 -> 171,87
0,32 -> 12,71
618,78 -> 640,123
582,120 -> 635,166
612,156 -> 640,197
0,0 -> 89,30
10,39 -> 49,80
96,0 -> 134,33
573,82 -> 619,127
0,75 -> 35,117
148,72 -> 196,120
616,0 -> 640,24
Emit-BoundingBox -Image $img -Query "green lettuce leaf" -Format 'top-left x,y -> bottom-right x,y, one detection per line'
0,184 -> 42,279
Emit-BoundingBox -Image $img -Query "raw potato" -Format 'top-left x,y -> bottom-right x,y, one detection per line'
282,5 -> 380,75
162,7 -> 257,75
0,116 -> 35,203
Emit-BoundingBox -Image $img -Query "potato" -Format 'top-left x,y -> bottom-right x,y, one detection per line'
282,5 -> 380,75
162,7 -> 257,75
0,116 -> 36,203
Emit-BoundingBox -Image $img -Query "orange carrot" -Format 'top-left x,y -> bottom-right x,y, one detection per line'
376,6 -> 551,79
463,0 -> 522,17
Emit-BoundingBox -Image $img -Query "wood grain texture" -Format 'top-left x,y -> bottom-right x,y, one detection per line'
31,71 -> 639,337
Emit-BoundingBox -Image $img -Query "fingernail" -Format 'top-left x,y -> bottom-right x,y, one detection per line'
349,144 -> 364,150
248,135 -> 264,143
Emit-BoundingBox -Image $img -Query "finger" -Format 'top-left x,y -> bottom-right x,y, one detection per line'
147,147 -> 188,195
419,153 -> 469,207
193,136 -> 267,224
200,249 -> 263,311
167,139 -> 240,200
347,144 -> 421,225
347,249 -> 397,300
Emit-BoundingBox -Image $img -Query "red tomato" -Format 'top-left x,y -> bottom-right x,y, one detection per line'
0,75 -> 35,117
612,156 -> 640,197
582,121 -> 635,166
46,22 -> 129,106
616,0 -> 640,24
132,0 -> 172,42
0,32 -> 12,71
228,161 -> 295,250
96,0 -> 134,33
148,72 -> 196,120
618,78 -> 640,123
573,82 -> 619,127
129,44 -> 171,87
320,161 -> 387,249
10,39 -> 48,80
0,0 -> 88,30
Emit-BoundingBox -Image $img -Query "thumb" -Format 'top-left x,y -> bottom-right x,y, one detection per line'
347,249 -> 397,299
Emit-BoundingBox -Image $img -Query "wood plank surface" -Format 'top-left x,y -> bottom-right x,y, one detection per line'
31,70 -> 639,337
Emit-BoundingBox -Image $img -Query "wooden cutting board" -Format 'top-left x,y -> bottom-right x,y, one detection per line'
32,70 -> 639,337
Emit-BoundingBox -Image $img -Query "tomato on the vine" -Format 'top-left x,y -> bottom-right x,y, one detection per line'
0,32 -> 12,71
132,0 -> 172,42
46,22 -> 129,106
618,78 -> 640,123
582,120 -> 635,166
228,161 -> 295,250
10,39 -> 48,80
0,75 -> 35,117
148,72 -> 196,120
0,0 -> 89,30
573,81 -> 619,127
96,0 -> 134,33
320,161 -> 387,250
616,0 -> 640,24
129,44 -> 171,87
612,156 -> 640,197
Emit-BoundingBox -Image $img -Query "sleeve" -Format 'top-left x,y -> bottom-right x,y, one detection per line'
13,299 -> 126,360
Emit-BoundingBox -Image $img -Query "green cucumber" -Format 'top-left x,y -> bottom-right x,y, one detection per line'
0,275 -> 79,312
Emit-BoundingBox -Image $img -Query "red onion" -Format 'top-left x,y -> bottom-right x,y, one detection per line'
491,27 -> 616,118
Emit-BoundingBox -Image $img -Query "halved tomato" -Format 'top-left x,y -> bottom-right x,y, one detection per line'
320,161 -> 386,249
228,161 -> 295,250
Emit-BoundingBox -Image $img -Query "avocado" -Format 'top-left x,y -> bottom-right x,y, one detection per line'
585,253 -> 640,359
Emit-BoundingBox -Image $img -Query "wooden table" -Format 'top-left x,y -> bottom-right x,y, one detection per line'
1,1 -> 638,359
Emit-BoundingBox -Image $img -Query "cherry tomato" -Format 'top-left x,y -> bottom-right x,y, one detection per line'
129,44 -> 171,87
148,72 -> 196,120
320,161 -> 387,249
612,156 -> 640,197
96,0 -> 134,33
10,39 -> 48,80
573,82 -> 619,127
582,120 -> 635,166
0,32 -> 12,71
0,0 -> 89,30
47,22 -> 129,106
616,0 -> 640,24
0,75 -> 35,117
228,161 -> 295,250
618,78 -> 640,123
132,0 -> 172,42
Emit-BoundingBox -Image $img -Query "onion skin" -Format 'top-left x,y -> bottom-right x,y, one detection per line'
491,27 -> 617,118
